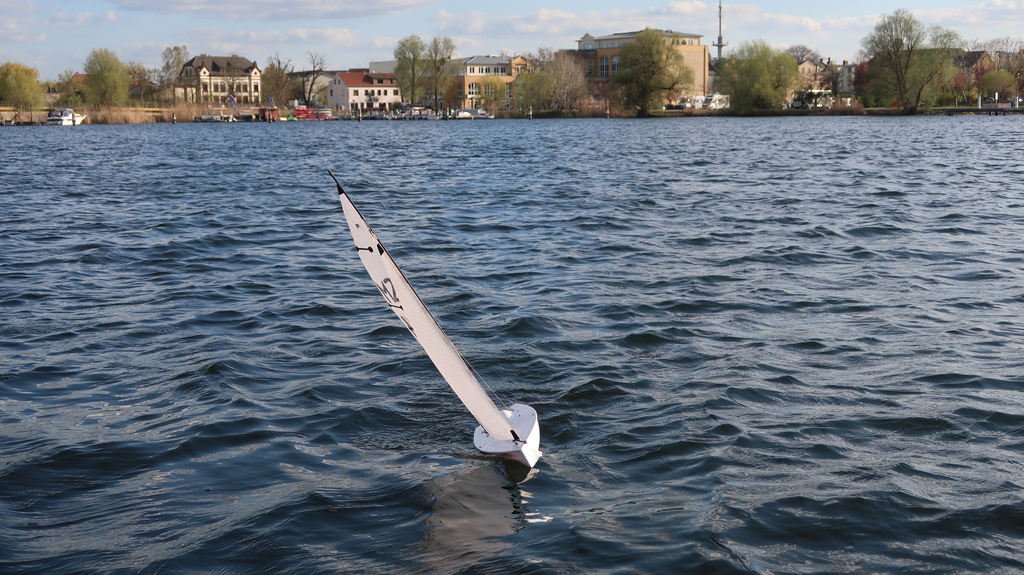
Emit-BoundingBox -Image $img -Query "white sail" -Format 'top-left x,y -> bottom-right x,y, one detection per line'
330,173 -> 541,468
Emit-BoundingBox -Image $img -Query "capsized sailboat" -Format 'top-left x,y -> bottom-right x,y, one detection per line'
329,171 -> 542,468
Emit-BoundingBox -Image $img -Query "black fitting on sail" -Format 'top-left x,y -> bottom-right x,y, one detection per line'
327,170 -> 345,195
510,430 -> 523,443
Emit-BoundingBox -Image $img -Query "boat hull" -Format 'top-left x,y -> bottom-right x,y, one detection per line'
473,404 -> 542,468
46,109 -> 85,125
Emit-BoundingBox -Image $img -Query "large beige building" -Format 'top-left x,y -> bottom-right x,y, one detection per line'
573,30 -> 710,99
178,55 -> 261,104
449,55 -> 531,110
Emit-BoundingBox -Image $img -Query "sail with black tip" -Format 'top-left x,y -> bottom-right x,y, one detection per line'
329,171 -> 542,468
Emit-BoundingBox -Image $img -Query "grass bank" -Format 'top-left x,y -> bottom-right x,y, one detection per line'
1,103 -> 216,125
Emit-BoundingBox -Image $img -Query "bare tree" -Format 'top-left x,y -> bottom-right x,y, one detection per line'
522,47 -> 555,69
425,36 -> 458,110
159,45 -> 189,100
786,44 -> 823,64
302,50 -> 328,106
263,53 -> 298,107
548,51 -> 589,111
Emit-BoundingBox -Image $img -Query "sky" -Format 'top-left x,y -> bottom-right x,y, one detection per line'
5,0 -> 1024,81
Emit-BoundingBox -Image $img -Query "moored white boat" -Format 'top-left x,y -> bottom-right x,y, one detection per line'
194,114 -> 236,122
46,109 -> 86,125
453,108 -> 495,119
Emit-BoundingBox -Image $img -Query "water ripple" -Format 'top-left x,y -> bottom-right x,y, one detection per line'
2,117 -> 1024,573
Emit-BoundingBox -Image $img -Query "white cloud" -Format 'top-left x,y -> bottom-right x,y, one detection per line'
761,13 -> 823,33
51,12 -> 94,28
664,1 -> 710,16
0,0 -> 36,15
1,20 -> 46,43
195,27 -> 359,47
917,0 -> 1024,27
109,0 -> 431,20
372,36 -> 398,50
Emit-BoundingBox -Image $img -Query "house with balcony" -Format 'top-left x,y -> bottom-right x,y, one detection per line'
450,55 -> 531,110
178,54 -> 261,105
325,69 -> 402,114
572,30 -> 710,98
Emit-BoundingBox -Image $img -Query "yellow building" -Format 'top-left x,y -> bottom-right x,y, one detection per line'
449,55 -> 531,110
574,30 -> 710,99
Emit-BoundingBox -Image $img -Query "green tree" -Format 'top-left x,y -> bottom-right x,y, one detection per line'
476,75 -> 507,112
717,40 -> 801,112
0,62 -> 46,112
83,48 -> 129,106
611,28 -> 694,117
425,36 -> 458,110
126,61 -> 156,101
394,35 -> 427,105
980,69 -> 1016,101
859,8 -> 963,114
516,67 -> 556,112
54,68 -> 85,105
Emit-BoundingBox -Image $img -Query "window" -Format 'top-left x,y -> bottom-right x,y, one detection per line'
353,89 -> 359,96
393,89 -> 398,96
611,56 -> 619,74
599,57 -> 609,77
253,83 -> 258,93
468,83 -> 479,96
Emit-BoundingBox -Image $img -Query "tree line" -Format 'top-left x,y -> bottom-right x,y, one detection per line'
721,8 -> 1024,114
390,29 -> 694,117
4,12 -> 1023,117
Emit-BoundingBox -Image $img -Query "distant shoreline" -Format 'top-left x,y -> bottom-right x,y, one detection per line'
3,105 -> 1020,125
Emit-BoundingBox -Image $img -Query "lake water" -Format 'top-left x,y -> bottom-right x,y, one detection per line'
2,116 -> 1024,574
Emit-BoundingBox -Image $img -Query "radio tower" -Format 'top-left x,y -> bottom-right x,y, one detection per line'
712,0 -> 727,61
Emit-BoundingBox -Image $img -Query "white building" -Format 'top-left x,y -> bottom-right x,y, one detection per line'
325,69 -> 402,114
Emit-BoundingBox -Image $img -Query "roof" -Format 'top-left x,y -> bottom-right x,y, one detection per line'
461,55 -> 514,65
581,29 -> 703,42
183,55 -> 259,75
955,50 -> 989,68
334,71 -> 397,87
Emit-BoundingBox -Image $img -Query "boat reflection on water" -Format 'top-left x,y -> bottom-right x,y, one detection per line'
418,463 -> 548,566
